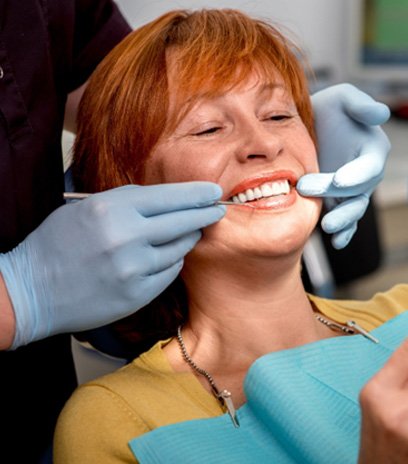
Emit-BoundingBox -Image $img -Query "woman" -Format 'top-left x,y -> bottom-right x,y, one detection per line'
54,9 -> 408,464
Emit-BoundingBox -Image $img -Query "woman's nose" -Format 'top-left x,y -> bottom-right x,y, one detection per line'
233,120 -> 283,163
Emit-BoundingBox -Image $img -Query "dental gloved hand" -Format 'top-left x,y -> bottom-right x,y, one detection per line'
297,83 -> 391,249
0,182 -> 225,349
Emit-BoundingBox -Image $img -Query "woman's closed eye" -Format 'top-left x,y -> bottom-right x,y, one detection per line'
265,113 -> 294,122
192,126 -> 222,136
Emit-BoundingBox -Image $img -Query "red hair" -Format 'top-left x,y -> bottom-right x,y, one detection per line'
73,9 -> 316,356
73,8 -> 315,192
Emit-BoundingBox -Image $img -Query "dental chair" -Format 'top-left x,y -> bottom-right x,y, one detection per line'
71,327 -> 128,385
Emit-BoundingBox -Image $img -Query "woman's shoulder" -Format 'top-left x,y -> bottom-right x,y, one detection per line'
53,345 -> 156,464
69,338 -> 184,412
55,341 -> 171,443
309,284 -> 408,330
54,337 -> 221,463
58,337 -> 221,435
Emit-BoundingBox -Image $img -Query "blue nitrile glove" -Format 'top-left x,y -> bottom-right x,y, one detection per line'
0,182 -> 225,349
297,83 -> 391,249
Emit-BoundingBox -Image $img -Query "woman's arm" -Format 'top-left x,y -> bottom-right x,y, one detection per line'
358,337 -> 408,463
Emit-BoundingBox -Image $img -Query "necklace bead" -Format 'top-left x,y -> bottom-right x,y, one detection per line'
314,314 -> 355,334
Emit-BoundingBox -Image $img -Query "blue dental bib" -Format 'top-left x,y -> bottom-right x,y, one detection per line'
129,312 -> 408,463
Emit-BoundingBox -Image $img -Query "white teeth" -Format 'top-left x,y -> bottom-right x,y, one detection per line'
231,180 -> 291,204
253,187 -> 262,199
245,189 -> 255,201
238,192 -> 247,203
261,184 -> 273,197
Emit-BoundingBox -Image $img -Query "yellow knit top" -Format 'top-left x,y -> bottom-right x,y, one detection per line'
54,284 -> 408,464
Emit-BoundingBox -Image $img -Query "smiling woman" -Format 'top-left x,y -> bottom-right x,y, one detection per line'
71,8 -> 321,354
54,8 -> 408,464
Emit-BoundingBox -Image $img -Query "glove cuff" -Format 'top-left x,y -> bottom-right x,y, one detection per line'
0,241 -> 47,349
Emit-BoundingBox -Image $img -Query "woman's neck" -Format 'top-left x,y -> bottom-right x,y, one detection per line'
163,252 -> 333,407
178,252 -> 326,367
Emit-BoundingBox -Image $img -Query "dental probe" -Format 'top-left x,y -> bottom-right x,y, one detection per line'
63,192 -> 237,206
216,200 -> 237,205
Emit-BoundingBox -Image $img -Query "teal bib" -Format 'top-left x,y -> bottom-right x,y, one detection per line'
129,312 -> 408,463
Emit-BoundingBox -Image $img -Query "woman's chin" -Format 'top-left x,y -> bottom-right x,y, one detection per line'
197,197 -> 320,262
240,231 -> 310,258
194,227 -> 311,265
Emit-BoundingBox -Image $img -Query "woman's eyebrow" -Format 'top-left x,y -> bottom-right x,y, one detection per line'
256,82 -> 286,98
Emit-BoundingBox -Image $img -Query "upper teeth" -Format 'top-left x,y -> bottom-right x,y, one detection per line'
231,180 -> 290,204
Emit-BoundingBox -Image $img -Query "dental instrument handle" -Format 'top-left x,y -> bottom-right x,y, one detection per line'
64,192 -> 237,206
63,192 -> 91,200
216,200 -> 237,205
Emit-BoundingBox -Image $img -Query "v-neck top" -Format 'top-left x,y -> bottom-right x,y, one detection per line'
53,284 -> 408,464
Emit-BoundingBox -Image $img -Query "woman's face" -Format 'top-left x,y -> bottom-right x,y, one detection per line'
144,70 -> 321,261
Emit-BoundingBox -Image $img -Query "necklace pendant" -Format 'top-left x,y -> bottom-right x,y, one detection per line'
218,389 -> 240,428
346,321 -> 379,344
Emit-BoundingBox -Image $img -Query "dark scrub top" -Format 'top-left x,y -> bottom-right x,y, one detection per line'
0,1 -> 131,461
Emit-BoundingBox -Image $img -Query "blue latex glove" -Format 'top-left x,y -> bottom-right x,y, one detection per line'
297,83 -> 391,249
0,182 -> 225,349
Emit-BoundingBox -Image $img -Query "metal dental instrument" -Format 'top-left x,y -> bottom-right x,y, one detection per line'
63,192 -> 238,205
217,200 -> 237,205
63,192 -> 92,200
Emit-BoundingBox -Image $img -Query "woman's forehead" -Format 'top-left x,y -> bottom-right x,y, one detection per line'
164,52 -> 296,132
167,55 -> 288,101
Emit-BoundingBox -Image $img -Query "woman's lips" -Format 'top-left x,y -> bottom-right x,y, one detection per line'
227,170 -> 298,199
228,187 -> 297,210
224,170 -> 299,211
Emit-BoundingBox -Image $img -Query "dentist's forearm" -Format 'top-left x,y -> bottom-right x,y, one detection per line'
0,274 -> 15,350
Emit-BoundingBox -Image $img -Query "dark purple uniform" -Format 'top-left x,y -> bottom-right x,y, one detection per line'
0,1 -> 130,461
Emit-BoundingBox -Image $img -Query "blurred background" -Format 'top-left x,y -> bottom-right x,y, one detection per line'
65,0 -> 408,300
